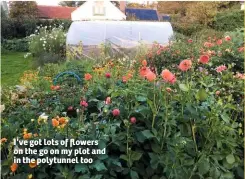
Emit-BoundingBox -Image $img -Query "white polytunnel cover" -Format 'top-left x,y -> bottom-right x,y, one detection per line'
66,21 -> 174,58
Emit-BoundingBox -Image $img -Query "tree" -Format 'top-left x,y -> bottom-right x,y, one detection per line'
111,1 -> 120,8
59,1 -> 85,7
186,2 -> 219,25
1,6 -> 7,19
9,1 -> 38,18
127,2 -> 155,9
157,2 -> 192,15
127,3 -> 144,8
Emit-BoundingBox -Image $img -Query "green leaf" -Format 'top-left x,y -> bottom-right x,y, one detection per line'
130,151 -> 142,161
196,88 -> 208,101
135,132 -> 145,143
136,96 -> 147,102
94,162 -> 107,172
136,130 -> 154,143
222,172 -> 234,179
147,99 -> 157,114
226,154 -> 235,164
120,154 -> 128,161
75,164 -> 88,173
210,167 -> 221,178
197,158 -> 210,175
97,101 -> 105,110
151,142 -> 161,153
221,113 -> 230,123
141,130 -> 154,139
149,153 -> 159,169
184,159 -> 194,166
179,84 -> 189,92
97,154 -> 108,160
112,160 -> 122,167
78,175 -> 90,179
130,170 -> 139,179
152,175 -> 160,179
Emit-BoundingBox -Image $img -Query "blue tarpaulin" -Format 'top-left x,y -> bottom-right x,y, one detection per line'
162,15 -> 171,21
125,8 -> 159,21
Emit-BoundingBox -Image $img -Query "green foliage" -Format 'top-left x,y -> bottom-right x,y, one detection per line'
28,25 -> 66,65
191,28 -> 224,42
150,31 -> 244,73
34,53 -> 65,67
59,1 -> 85,7
212,10 -> 244,32
1,5 -> 7,19
1,24 -> 244,179
171,22 -> 204,36
1,38 -> 29,52
1,18 -> 72,39
9,1 -> 38,19
186,2 -> 219,25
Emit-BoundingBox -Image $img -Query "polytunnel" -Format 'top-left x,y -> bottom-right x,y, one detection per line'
66,21 -> 174,59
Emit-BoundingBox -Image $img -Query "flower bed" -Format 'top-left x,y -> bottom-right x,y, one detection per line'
1,34 -> 244,179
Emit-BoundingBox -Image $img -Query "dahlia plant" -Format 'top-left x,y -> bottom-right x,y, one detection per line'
1,35 -> 244,179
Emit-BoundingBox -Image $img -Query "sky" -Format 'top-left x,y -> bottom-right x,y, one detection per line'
35,0 -> 156,6
36,0 -> 61,5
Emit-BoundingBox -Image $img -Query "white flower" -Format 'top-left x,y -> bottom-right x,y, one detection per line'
0,105 -> 5,113
39,113 -> 48,120
31,119 -> 35,122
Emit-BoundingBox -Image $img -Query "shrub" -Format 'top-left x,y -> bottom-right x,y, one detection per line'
34,52 -> 65,67
1,18 -> 72,39
148,32 -> 244,74
171,22 -> 204,36
1,38 -> 29,52
191,28 -> 224,42
212,10 -> 244,32
28,24 -> 66,65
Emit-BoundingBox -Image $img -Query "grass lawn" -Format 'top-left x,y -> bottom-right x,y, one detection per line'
1,52 -> 33,87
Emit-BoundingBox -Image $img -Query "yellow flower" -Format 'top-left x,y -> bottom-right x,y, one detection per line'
29,161 -> 37,168
28,174 -> 33,179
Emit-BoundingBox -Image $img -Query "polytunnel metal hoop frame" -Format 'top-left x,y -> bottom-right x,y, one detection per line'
53,71 -> 82,86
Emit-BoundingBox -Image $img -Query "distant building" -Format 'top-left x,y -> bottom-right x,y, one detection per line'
36,1 -> 162,21
241,1 -> 244,10
37,5 -> 77,20
71,1 -> 126,21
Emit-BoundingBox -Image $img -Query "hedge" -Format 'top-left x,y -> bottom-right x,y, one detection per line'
171,22 -> 204,36
1,38 -> 29,52
1,18 -> 72,39
212,10 -> 244,32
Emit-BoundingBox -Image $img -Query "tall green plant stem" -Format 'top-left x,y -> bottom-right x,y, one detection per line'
80,109 -> 84,127
152,81 -> 157,129
152,81 -> 162,129
126,125 -> 129,155
161,95 -> 168,149
126,125 -> 130,168
190,119 -> 198,153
